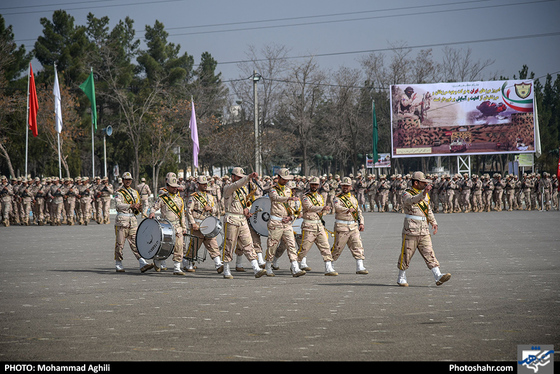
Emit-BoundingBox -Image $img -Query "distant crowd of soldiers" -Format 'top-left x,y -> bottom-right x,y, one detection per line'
2,169 -> 558,227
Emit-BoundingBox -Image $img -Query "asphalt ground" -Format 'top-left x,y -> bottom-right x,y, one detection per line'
0,209 -> 558,364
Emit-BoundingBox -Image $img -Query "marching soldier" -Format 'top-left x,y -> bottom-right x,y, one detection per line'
19,179 -> 34,225
492,174 -> 505,211
460,173 -> 473,212
48,178 -> 64,225
31,177 -> 47,225
114,172 -> 153,273
1,176 -> 14,226
482,174 -> 494,212
184,175 -> 224,273
97,177 -> 113,224
471,175 -> 483,212
149,172 -> 188,275
136,177 -> 151,217
377,175 -> 390,212
78,177 -> 94,225
221,167 -> 266,279
297,176 -> 338,276
264,168 -> 306,277
539,172 -> 553,211
397,171 -> 450,287
332,176 -> 368,275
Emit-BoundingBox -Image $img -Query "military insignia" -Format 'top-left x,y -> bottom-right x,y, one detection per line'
514,82 -> 532,99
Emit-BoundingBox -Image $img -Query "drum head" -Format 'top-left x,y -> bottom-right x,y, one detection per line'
292,217 -> 303,235
200,216 -> 222,238
136,218 -> 162,259
249,196 -> 271,237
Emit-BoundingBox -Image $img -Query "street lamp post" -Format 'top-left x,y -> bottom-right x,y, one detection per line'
253,70 -> 262,176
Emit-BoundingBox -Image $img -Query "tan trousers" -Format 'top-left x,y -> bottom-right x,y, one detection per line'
297,222 -> 333,262
397,234 -> 439,271
114,225 -> 142,261
331,223 -> 365,261
222,221 -> 257,263
266,219 -> 299,262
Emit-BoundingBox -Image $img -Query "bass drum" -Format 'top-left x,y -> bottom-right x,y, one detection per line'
249,196 -> 271,237
136,218 -> 176,260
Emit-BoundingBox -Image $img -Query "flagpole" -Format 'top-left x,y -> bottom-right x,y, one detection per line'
25,64 -> 30,178
54,64 -> 62,180
90,68 -> 95,179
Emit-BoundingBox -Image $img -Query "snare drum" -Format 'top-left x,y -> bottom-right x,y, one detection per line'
249,196 -> 271,237
136,218 -> 176,260
292,217 -> 303,235
200,216 -> 223,239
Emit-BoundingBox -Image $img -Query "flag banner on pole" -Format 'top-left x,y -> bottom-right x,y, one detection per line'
53,67 -> 63,134
80,70 -> 97,131
28,63 -> 39,137
189,100 -> 200,168
372,100 -> 379,164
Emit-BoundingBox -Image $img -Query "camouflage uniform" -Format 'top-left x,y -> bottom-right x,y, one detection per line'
331,177 -> 368,274
265,168 -> 306,277
221,167 -> 265,279
296,176 -> 337,276
185,175 -> 223,273
114,172 -> 153,273
397,171 -> 450,287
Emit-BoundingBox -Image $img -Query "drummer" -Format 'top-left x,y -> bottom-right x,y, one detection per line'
297,176 -> 338,276
221,167 -> 267,279
264,168 -> 306,277
184,175 -> 224,273
114,172 -> 154,273
149,172 -> 187,276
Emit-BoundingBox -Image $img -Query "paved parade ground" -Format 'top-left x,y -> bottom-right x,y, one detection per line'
0,210 -> 558,363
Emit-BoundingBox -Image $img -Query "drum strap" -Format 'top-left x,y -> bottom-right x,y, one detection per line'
235,188 -> 247,209
119,188 -> 140,215
192,192 -> 213,208
161,193 -> 183,221
405,188 -> 430,219
305,191 -> 324,221
337,193 -> 360,224
274,185 -> 294,216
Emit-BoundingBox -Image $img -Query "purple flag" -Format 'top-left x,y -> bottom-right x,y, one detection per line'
189,100 -> 199,168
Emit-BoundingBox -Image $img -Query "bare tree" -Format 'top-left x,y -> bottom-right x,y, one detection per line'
440,46 -> 495,82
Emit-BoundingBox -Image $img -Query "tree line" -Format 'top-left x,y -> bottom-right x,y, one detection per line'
1,11 -> 558,192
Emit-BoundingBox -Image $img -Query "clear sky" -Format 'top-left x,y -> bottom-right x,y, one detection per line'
2,0 -> 560,86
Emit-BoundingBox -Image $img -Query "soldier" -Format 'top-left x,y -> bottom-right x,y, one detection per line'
471,175 -> 483,212
78,177 -> 93,225
355,173 -> 367,212
19,179 -> 34,225
149,172 -> 188,276
522,174 -> 534,210
64,178 -> 79,225
539,172 -> 553,211
221,167 -> 266,279
327,174 -> 340,213
377,175 -> 390,212
505,175 -> 516,211
114,172 -> 153,273
482,174 -> 494,212
552,174 -> 558,210
366,174 -> 377,212
184,175 -> 224,274
31,177 -> 47,225
97,177 -> 113,224
444,174 -> 457,213
1,176 -> 14,226
396,171 -> 450,287
460,173 -> 473,213
332,176 -> 368,275
492,174 -> 505,211
296,176 -> 338,276
48,178 -> 64,225
136,177 -> 151,217
264,168 -> 306,277
394,174 -> 407,213
430,175 -> 440,213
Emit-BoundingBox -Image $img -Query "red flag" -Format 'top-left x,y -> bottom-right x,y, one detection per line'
557,147 -> 560,190
28,63 -> 39,137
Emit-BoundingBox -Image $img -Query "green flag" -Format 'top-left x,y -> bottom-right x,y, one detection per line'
80,70 -> 97,131
372,100 -> 379,164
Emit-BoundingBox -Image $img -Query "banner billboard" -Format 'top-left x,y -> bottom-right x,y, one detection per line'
390,80 -> 536,158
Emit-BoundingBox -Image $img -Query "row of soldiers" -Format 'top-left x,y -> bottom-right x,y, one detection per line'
1,175 -> 120,227
174,171 -> 559,218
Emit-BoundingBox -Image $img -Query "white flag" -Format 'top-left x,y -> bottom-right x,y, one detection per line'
189,100 -> 199,168
53,67 -> 63,133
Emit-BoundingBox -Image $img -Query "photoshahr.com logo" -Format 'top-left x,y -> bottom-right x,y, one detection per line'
518,345 -> 554,374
